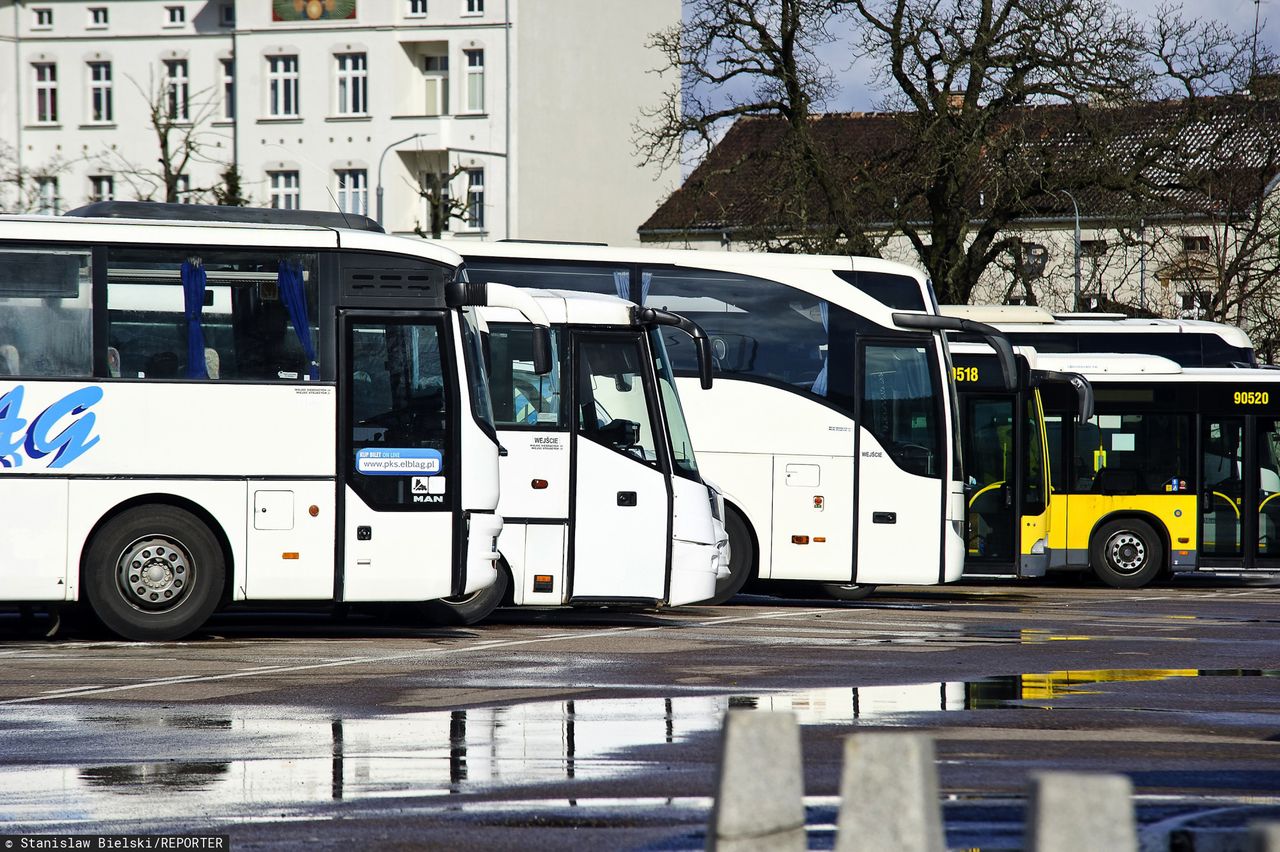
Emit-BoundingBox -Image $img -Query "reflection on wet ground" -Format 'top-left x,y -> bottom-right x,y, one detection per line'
0,668 -> 1276,829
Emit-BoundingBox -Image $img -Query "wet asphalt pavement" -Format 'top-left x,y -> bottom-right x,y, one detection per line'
0,578 -> 1277,850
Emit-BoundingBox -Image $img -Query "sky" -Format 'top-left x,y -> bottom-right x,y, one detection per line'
786,0 -> 1279,113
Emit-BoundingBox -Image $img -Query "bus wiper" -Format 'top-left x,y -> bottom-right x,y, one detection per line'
636,307 -> 714,390
891,313 -> 1017,391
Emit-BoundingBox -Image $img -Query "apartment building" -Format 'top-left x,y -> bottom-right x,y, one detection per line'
0,0 -> 679,245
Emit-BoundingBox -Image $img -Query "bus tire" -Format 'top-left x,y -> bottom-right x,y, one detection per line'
821,583 -> 877,601
1090,518 -> 1164,589
418,565 -> 509,626
699,506 -> 754,605
83,505 -> 225,641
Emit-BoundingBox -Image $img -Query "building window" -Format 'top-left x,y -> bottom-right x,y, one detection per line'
90,175 -> 114,202
36,177 -> 59,214
465,49 -> 484,112
33,63 -> 57,124
335,53 -> 368,115
269,171 -> 301,210
220,59 -> 235,120
422,55 -> 448,115
88,7 -> 108,27
219,4 -> 235,26
1181,289 -> 1211,317
464,0 -> 484,13
164,5 -> 185,26
268,55 -> 300,117
1183,235 -> 1211,253
336,169 -> 368,216
88,61 -> 113,123
164,59 -> 189,121
465,168 -> 485,229
33,7 -> 53,28
1080,239 -> 1108,258
175,174 -> 192,203
408,0 -> 428,16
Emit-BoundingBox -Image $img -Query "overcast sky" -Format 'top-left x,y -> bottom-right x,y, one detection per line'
795,0 -> 1277,112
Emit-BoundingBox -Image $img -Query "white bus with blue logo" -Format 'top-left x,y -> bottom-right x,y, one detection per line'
417,289 -> 726,624
0,202 -> 548,640
446,241 -> 1015,603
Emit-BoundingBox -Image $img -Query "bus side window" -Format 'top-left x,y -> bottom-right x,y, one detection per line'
0,248 -> 93,378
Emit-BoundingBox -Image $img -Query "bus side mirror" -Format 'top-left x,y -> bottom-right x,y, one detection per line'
531,326 -> 553,376
635,306 -> 714,390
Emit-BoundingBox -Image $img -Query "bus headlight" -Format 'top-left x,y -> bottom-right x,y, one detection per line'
1031,538 -> 1047,555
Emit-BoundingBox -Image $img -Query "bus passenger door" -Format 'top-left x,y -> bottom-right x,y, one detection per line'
339,314 -> 457,602
568,333 -> 671,603
960,395 -> 1018,574
1255,418 -> 1280,569
1201,416 -> 1245,563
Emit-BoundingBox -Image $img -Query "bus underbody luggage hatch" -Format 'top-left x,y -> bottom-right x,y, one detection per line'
892,313 -> 1017,391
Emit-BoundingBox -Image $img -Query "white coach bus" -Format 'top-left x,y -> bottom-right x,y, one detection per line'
446,241 -> 1014,603
0,203 -> 549,640
420,290 -> 726,623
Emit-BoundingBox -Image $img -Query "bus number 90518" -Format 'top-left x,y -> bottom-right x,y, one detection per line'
1234,390 -> 1270,405
952,366 -> 979,383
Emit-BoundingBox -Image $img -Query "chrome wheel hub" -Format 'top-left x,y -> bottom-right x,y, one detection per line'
117,536 -> 192,612
1105,532 -> 1146,574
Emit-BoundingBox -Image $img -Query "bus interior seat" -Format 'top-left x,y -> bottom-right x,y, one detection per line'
106,346 -> 121,378
0,344 -> 18,376
204,347 -> 221,380
1092,467 -> 1140,495
144,351 -> 181,379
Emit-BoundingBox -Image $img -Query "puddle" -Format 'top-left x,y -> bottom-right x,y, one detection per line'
0,669 -> 1276,826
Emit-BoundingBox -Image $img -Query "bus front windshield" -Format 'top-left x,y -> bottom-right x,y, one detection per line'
460,307 -> 496,436
650,329 -> 700,480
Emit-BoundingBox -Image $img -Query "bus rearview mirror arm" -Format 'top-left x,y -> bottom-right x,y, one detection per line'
448,279 -> 554,375
891,313 -> 1017,391
1035,369 -> 1095,422
636,307 -> 714,390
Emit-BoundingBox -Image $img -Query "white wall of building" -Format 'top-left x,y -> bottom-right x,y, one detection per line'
0,0 -> 678,246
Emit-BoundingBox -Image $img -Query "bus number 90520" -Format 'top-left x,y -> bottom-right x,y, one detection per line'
1234,390 -> 1270,405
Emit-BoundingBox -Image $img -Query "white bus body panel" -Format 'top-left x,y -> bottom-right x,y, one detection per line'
246,481 -> 337,600
854,430 -> 943,585
770,454 -> 855,581
668,475 -> 720,605
495,428 -> 571,604
463,511 -> 502,596
1,479 -> 69,600
570,439 -> 668,601
340,485 -> 455,602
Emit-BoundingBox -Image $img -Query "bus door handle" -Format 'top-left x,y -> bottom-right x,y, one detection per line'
617,491 -> 638,507
498,445 -> 509,457
872,512 -> 896,524
1002,483 -> 1013,508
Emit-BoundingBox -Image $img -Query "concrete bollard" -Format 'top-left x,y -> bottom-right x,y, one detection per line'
1025,772 -> 1137,852
706,710 -> 806,852
1251,822 -> 1280,851
834,732 -> 944,852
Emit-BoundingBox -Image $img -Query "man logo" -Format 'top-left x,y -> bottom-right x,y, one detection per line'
411,475 -> 446,503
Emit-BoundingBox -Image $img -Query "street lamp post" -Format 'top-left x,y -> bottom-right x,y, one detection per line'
376,132 -> 430,227
1058,189 -> 1082,312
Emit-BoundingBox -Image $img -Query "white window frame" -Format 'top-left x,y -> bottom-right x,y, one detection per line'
267,55 -> 300,118
464,49 -> 485,113
164,5 -> 185,27
88,61 -> 113,124
268,171 -> 301,210
463,0 -> 484,14
88,7 -> 108,28
465,168 -> 485,230
89,175 -> 114,203
32,7 -> 53,29
164,59 -> 190,122
220,58 -> 235,121
335,169 -> 368,216
335,53 -> 368,116
36,176 -> 59,215
33,63 -> 58,124
407,0 -> 428,17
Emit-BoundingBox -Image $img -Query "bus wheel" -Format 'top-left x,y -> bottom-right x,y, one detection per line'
1090,519 -> 1163,589
821,583 -> 876,602
698,507 -> 754,605
418,566 -> 509,626
84,506 -> 224,641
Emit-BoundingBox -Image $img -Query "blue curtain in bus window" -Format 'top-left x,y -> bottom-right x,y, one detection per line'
180,259 -> 208,379
279,260 -> 318,380
612,269 -> 630,301
811,301 -> 829,396
640,271 -> 652,304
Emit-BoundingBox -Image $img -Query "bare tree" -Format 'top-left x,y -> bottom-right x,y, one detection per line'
638,0 -> 1267,304
412,165 -> 471,239
0,140 -> 76,214
94,71 -> 228,204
